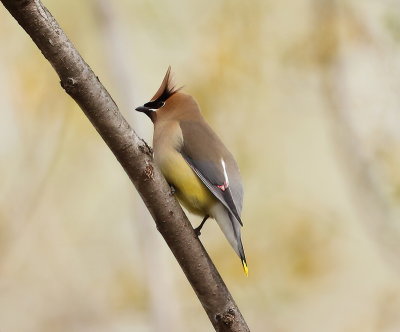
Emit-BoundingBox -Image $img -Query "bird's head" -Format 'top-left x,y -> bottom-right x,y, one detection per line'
135,66 -> 181,122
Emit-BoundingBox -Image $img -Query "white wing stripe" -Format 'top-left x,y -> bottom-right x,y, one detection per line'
221,158 -> 229,187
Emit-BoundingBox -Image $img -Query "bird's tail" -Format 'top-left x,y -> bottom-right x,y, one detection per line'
238,238 -> 248,277
211,203 -> 248,276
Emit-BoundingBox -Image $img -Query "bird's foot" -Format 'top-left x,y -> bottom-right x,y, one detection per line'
194,215 -> 209,237
194,226 -> 202,237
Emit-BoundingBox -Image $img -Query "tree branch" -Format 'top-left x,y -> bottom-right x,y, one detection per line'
0,0 -> 249,331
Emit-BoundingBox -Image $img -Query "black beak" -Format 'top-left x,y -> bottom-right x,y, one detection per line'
135,106 -> 149,113
135,105 -> 155,122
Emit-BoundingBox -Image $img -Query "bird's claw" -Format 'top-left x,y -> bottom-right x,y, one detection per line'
194,227 -> 202,237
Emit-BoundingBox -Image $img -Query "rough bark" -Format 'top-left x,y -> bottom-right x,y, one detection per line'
0,0 -> 250,331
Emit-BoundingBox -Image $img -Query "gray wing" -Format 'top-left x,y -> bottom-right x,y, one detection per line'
179,120 -> 243,225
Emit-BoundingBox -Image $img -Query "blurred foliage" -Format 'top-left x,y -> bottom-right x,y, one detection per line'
1,0 -> 400,331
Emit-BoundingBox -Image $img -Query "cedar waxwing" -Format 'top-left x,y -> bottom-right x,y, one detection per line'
135,67 -> 247,275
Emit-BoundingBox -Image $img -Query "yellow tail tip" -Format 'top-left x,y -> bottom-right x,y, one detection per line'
242,260 -> 249,277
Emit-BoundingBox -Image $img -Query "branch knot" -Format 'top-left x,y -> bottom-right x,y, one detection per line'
216,308 -> 236,327
60,77 -> 78,93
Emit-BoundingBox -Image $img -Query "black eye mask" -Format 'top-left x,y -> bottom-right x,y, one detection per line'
143,100 -> 165,110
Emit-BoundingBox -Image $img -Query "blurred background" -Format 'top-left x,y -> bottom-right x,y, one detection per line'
1,0 -> 400,331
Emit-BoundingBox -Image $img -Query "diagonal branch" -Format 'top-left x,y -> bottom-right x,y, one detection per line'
0,0 -> 249,331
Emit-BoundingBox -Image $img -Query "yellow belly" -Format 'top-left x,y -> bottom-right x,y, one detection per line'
156,150 -> 216,215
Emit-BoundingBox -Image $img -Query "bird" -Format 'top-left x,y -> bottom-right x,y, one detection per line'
135,67 -> 247,276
